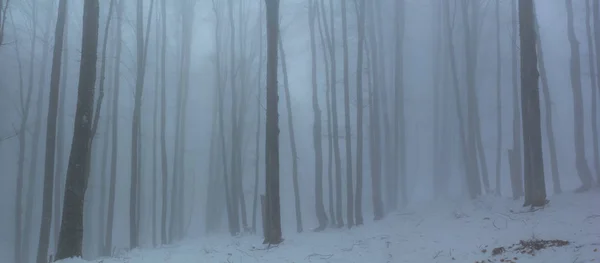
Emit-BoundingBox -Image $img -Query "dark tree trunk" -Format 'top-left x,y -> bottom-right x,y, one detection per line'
393,0 -> 407,209
55,0 -> 99,259
519,0 -> 547,207
263,0 -> 283,245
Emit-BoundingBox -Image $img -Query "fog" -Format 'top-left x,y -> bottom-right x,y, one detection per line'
0,0 -> 596,262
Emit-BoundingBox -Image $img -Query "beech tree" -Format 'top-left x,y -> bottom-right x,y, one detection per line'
55,0 -> 100,259
263,0 -> 282,245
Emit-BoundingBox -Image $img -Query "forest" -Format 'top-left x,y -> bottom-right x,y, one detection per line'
0,0 -> 598,262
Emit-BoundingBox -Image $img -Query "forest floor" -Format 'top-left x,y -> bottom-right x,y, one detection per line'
62,190 -> 599,263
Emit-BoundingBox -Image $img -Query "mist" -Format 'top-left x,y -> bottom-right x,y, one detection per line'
0,0 -> 598,262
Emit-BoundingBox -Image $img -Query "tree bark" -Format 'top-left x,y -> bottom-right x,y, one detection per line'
340,0 -> 354,228
586,0 -> 600,190
519,0 -> 547,207
534,12 -> 561,194
263,0 -> 283,245
565,0 -> 594,192
354,0 -> 365,226
510,0 -> 524,199
105,0 -> 124,255
494,0 -> 502,196
55,0 -> 99,259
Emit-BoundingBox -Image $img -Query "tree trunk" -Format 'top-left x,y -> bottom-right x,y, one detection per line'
251,0 -> 263,235
159,0 -> 169,245
565,0 -> 594,192
354,0 -> 365,226
510,0 -> 524,199
534,12 -> 561,194
12,11 -> 30,263
593,0 -> 600,186
105,0 -> 123,254
519,0 -> 547,207
494,0 -> 502,196
308,0 -> 328,231
263,0 -> 283,245
327,0 -> 344,228
366,0 -> 384,220
315,1 -> 335,226
393,0 -> 407,209
586,0 -> 600,190
55,0 -> 99,259
340,0 -> 354,228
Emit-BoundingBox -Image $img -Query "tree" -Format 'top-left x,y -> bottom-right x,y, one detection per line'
586,0 -> 600,191
353,0 -> 365,226
519,0 -> 546,207
340,0 -> 354,228
36,0 -> 65,261
366,0 -> 384,220
251,0 -> 264,235
494,0 -> 502,196
55,0 -> 100,259
534,9 -> 561,194
594,0 -> 600,186
0,0 -> 9,45
159,0 -> 169,244
315,1 -> 335,225
393,0 -> 407,209
278,34 -> 303,233
104,0 -> 124,255
308,0 -> 328,231
565,0 -> 594,192
509,0 -> 524,200
263,0 -> 282,245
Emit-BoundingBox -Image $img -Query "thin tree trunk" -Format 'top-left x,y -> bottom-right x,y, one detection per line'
593,0 -> 600,186
366,0 -> 383,220
315,1 -> 335,226
534,12 -> 561,194
353,0 -> 365,226
494,0 -> 502,196
105,0 -> 123,254
251,0 -> 263,235
565,0 -> 594,192
585,0 -> 599,190
54,10 -> 68,252
278,35 -> 303,233
340,0 -> 354,228
510,0 -> 524,199
308,0 -> 327,231
159,0 -> 169,245
394,0 -> 407,208
152,4 -> 160,245
11,11 -> 29,263
55,0 -> 99,259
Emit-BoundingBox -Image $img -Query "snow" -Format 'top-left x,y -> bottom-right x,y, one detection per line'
58,190 -> 600,263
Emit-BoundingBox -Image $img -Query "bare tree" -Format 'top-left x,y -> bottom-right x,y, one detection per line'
509,0 -> 524,199
594,0 -> 600,185
251,0 -> 264,235
366,0 -> 383,220
340,0 -> 354,228
263,0 -> 282,245
393,0 -> 407,209
353,0 -> 365,226
159,0 -> 169,244
534,10 -> 561,194
565,0 -> 594,192
105,0 -> 124,255
55,0 -> 100,259
494,0 -> 502,196
0,0 -> 9,45
585,0 -> 599,190
519,0 -> 546,207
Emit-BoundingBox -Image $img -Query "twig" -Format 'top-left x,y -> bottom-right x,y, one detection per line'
433,250 -> 443,259
305,253 -> 333,262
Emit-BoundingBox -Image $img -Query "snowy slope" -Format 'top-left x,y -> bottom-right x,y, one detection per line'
59,191 -> 600,263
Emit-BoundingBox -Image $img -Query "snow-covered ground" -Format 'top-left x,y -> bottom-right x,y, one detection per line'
60,190 -> 599,263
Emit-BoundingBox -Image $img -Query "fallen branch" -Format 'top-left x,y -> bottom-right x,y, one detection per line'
305,253 -> 333,262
